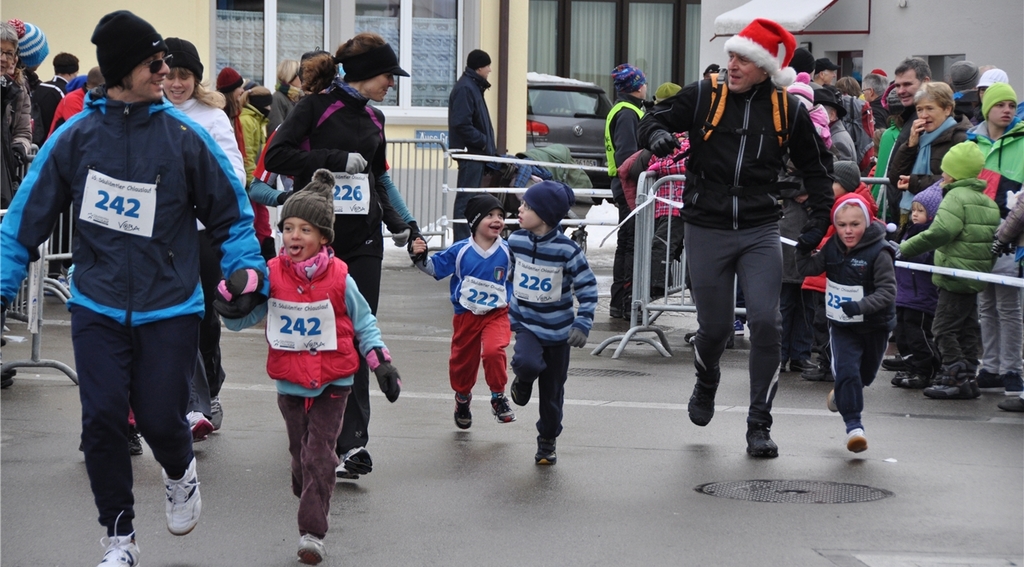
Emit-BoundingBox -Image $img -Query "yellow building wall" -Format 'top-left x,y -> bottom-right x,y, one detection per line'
1,1 -> 211,84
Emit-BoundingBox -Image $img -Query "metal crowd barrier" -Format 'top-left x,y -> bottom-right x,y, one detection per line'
386,139 -> 450,247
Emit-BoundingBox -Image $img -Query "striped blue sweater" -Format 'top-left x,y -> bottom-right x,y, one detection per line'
508,228 -> 597,345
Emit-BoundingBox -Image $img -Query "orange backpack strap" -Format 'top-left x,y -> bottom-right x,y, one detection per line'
702,73 -> 728,142
772,87 -> 790,147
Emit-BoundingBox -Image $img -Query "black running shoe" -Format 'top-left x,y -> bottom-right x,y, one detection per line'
454,393 -> 472,429
509,375 -> 532,407
687,382 -> 717,427
490,393 -> 516,423
746,424 -> 779,458
890,370 -> 910,386
535,437 -> 556,465
881,354 -> 910,372
801,359 -> 832,382
128,425 -> 144,456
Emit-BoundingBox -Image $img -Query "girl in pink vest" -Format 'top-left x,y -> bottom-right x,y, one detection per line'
218,169 -> 402,565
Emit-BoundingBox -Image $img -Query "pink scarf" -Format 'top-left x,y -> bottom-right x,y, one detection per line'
282,246 -> 333,281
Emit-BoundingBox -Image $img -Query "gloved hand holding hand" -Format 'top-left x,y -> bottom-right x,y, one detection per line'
276,190 -> 293,206
213,292 -> 265,319
567,328 -> 588,348
367,347 -> 401,402
408,238 -> 428,263
839,301 -> 861,317
991,237 -> 1012,257
649,130 -> 681,158
345,152 -> 368,174
217,268 -> 265,302
795,227 -> 824,254
391,228 -> 411,247
407,221 -> 422,244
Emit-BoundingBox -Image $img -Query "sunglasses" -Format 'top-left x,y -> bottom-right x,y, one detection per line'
144,54 -> 173,74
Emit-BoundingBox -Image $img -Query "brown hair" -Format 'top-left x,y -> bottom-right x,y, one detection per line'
335,32 -> 386,62
300,52 -> 336,94
836,76 -> 862,98
167,67 -> 225,109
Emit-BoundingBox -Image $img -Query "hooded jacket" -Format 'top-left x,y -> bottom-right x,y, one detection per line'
448,68 -> 496,156
638,77 -> 834,233
900,178 -> 1000,294
0,88 -> 268,325
895,220 -> 938,314
969,117 -> 1024,219
801,184 -> 877,293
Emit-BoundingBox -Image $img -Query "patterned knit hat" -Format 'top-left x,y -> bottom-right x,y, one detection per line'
279,169 -> 336,242
8,19 -> 48,69
612,64 -> 646,93
722,18 -> 797,87
912,183 -> 943,219
788,73 -> 815,109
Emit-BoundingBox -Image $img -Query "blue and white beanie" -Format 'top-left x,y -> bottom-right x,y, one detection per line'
8,19 -> 48,68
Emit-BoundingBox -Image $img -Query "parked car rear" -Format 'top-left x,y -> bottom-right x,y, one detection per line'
526,72 -> 612,189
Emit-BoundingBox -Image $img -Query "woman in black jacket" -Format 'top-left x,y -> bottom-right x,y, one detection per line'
264,33 -> 411,479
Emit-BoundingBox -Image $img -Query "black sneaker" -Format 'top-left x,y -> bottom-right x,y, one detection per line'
535,436 -> 556,465
454,393 -> 472,429
1002,372 -> 1024,396
340,446 -> 373,476
746,423 -> 779,458
491,393 -> 516,423
801,359 -> 832,382
687,381 -> 718,427
881,354 -> 910,371
923,362 -> 978,399
976,369 -> 1003,392
895,373 -> 931,389
0,368 -> 15,389
509,375 -> 532,407
128,425 -> 144,456
788,359 -> 816,373
998,397 -> 1024,412
890,370 -> 910,386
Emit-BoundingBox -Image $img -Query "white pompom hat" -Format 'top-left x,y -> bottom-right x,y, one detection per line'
723,18 -> 797,87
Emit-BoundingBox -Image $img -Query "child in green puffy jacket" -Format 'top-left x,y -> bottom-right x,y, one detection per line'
899,142 -> 1000,400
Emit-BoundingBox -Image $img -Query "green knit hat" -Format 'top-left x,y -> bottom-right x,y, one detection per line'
654,82 -> 681,102
941,141 -> 985,181
982,82 -> 1017,121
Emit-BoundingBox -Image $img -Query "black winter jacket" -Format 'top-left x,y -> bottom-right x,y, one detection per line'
447,68 -> 496,156
264,86 -> 409,259
638,78 -> 834,232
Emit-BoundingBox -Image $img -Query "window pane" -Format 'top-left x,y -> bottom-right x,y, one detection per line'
278,0 -> 323,69
685,3 -> 701,85
355,0 -> 400,106
529,0 -> 558,75
216,0 -> 264,84
628,3 -> 673,93
570,2 -> 616,94
411,0 -> 457,107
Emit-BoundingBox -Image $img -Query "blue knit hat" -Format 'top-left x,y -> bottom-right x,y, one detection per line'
522,181 -> 575,228
612,64 -> 646,93
912,183 -> 943,220
8,19 -> 48,69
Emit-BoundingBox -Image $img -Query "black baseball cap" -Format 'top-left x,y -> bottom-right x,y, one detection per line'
814,58 -> 839,74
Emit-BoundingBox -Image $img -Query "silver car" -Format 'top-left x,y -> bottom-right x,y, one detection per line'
526,72 -> 612,189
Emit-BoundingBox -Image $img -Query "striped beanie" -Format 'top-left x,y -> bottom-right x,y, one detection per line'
8,19 -> 49,68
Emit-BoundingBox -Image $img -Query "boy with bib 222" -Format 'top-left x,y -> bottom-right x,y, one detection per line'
217,169 -> 401,565
506,181 -> 598,465
797,193 -> 896,453
409,193 -> 517,428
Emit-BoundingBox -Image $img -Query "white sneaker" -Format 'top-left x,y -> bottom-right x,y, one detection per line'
163,456 -> 202,535
187,411 -> 213,441
97,533 -> 140,566
826,389 -> 838,412
846,428 -> 868,453
298,534 -> 326,565
209,396 -> 223,431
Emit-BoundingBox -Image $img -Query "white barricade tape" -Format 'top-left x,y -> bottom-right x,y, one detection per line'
599,195 -> 684,247
448,152 -> 608,174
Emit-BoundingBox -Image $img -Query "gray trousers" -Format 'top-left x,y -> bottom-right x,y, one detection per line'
685,223 -> 782,426
978,254 -> 1023,375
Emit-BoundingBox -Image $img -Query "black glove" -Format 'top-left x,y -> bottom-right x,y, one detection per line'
839,301 -> 861,317
795,227 -> 824,254
213,292 -> 265,319
407,221 -> 422,246
407,221 -> 427,264
10,144 -> 27,168
213,268 -> 267,319
649,130 -> 681,158
991,238 -> 1012,257
368,347 -> 401,403
276,190 -> 293,206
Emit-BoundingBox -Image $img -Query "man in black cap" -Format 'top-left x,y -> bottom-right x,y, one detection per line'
0,10 -> 268,566
814,57 -> 838,86
448,48 -> 497,241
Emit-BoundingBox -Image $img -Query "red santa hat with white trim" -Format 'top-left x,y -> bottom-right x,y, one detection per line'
722,18 -> 797,88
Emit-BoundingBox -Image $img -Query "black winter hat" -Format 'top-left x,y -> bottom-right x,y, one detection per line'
467,49 -> 491,70
91,10 -> 167,88
279,169 -> 336,243
338,43 -> 409,82
790,48 -> 815,75
165,37 -> 203,82
464,194 -> 505,235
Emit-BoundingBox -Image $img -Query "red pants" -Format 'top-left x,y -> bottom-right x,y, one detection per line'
449,307 -> 511,396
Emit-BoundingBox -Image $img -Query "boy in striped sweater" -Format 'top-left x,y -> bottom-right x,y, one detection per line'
507,181 -> 599,464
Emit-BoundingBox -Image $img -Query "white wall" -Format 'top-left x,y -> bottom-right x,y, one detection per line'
701,0 -> 1024,97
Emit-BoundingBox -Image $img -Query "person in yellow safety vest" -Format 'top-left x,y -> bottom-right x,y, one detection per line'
605,63 -> 647,319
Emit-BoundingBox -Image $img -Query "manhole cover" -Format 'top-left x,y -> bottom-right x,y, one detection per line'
695,480 -> 893,504
567,368 -> 650,377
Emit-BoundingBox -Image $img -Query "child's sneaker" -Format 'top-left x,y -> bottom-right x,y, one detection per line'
535,436 -> 556,465
127,425 -> 144,456
97,533 -> 140,566
733,319 -> 745,335
846,428 -> 868,453
1001,371 -> 1024,395
162,457 -> 201,536
826,389 -> 838,412
976,369 -> 1003,392
454,393 -> 472,429
209,396 -> 223,431
187,411 -> 213,441
509,375 -> 532,406
297,534 -> 326,565
490,393 -> 516,423
895,373 -> 931,389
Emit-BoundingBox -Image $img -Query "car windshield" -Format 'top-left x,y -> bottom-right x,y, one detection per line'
528,88 -> 610,119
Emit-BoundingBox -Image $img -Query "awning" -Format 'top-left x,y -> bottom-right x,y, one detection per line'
713,0 -> 869,37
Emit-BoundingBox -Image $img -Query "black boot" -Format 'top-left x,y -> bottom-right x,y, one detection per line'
746,423 -> 779,458
801,358 -> 832,382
